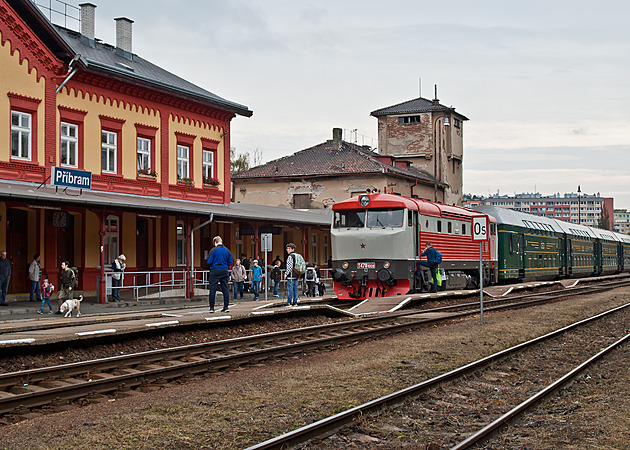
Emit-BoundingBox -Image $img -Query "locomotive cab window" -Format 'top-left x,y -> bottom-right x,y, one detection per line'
366,208 -> 404,228
333,210 -> 365,228
437,220 -> 442,233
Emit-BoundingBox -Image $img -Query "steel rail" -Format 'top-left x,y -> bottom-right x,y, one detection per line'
1,283 -> 606,389
0,284 -> 625,417
451,332 -> 630,449
245,302 -> 630,450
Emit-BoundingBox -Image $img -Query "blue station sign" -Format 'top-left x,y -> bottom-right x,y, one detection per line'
51,166 -> 92,189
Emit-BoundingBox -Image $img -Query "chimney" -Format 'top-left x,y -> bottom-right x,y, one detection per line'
79,3 -> 96,40
332,128 -> 342,151
115,17 -> 134,57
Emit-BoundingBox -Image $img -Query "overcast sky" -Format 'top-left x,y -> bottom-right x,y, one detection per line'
66,0 -> 630,208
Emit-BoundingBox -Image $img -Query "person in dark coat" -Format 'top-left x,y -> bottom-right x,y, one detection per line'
0,251 -> 11,306
207,236 -> 233,313
418,242 -> 439,293
241,253 -> 250,293
271,260 -> 282,297
57,261 -> 76,313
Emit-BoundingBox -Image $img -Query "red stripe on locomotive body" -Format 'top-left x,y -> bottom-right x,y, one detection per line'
419,232 -> 493,261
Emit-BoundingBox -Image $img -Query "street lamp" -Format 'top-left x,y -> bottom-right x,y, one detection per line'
577,185 -> 581,225
433,113 -> 450,202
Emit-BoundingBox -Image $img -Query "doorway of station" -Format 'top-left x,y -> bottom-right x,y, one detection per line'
7,208 -> 27,294
56,214 -> 74,269
136,218 -> 149,270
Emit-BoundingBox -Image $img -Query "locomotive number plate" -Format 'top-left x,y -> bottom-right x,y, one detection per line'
357,262 -> 376,269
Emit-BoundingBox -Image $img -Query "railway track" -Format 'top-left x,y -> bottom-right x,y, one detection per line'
246,302 -> 630,449
0,280 -> 626,420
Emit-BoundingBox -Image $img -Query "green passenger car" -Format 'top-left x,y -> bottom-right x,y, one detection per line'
476,206 -> 563,282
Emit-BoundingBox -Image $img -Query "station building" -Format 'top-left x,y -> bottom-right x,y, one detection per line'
0,0 -> 331,301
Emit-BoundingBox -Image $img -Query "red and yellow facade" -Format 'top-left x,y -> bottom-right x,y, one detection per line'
1,0 -> 332,302
0,0 -> 243,299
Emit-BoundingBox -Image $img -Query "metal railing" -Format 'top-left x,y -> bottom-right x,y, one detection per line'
103,267 -> 334,302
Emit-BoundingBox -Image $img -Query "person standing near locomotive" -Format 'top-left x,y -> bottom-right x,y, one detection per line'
207,236 -> 233,313
284,243 -> 300,306
418,242 -> 440,293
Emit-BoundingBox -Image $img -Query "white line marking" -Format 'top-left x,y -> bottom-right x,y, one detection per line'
389,297 -> 413,312
437,292 -> 449,296
205,315 -> 231,321
0,338 -> 36,345
146,320 -> 179,327
161,313 -> 184,317
253,303 -> 273,310
75,329 -> 117,336
349,298 -> 369,311
252,310 -> 275,315
502,287 -> 514,296
289,306 -> 310,310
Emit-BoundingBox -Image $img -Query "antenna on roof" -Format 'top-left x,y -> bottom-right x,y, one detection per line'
418,77 -> 422,97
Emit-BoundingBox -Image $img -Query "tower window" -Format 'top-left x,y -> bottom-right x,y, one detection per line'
398,116 -> 420,125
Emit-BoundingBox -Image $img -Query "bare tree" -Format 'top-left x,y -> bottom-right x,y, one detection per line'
231,147 -> 263,173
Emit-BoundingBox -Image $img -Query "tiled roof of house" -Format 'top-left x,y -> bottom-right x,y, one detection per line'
370,96 -> 468,120
232,139 -> 438,185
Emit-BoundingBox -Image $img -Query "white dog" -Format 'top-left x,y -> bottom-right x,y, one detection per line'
60,295 -> 83,318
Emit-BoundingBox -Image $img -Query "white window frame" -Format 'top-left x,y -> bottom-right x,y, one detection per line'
202,149 -> 214,180
11,110 -> 31,160
177,145 -> 189,180
311,233 -> 318,264
60,122 -> 78,168
104,215 -> 119,265
102,130 -> 117,173
176,221 -> 186,266
137,137 -> 151,172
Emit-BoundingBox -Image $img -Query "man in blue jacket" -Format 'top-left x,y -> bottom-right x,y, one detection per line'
418,242 -> 439,293
206,236 -> 233,313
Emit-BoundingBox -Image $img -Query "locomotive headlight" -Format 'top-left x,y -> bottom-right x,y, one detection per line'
342,262 -> 349,269
383,261 -> 390,269
358,195 -> 370,207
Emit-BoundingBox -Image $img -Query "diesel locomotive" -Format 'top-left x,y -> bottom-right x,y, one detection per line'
330,193 -> 497,300
331,194 -> 630,300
